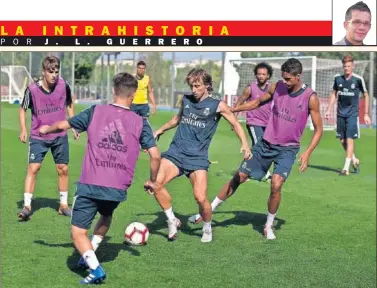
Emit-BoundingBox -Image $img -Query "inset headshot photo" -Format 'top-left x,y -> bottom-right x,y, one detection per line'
332,0 -> 376,45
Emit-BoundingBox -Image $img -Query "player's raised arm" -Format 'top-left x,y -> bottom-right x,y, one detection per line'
39,105 -> 95,135
232,82 -> 276,113
139,118 -> 161,193
154,102 -> 183,140
235,86 -> 251,107
217,101 -> 251,160
39,120 -> 71,134
298,93 -> 323,172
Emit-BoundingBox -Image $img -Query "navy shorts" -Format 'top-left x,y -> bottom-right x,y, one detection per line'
131,104 -> 150,118
246,125 -> 266,147
161,152 -> 209,178
28,135 -> 69,164
71,195 -> 120,230
238,139 -> 299,181
336,116 -> 360,140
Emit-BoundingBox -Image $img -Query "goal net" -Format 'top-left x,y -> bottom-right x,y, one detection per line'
1,65 -> 33,104
227,56 -> 369,131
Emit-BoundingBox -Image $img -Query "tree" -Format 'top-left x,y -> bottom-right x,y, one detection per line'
145,52 -> 171,88
59,52 -> 101,85
74,62 -> 94,85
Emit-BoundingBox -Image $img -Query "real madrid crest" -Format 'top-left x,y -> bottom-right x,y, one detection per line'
203,107 -> 210,116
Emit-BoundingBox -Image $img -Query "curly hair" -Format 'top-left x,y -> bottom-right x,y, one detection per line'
254,62 -> 273,78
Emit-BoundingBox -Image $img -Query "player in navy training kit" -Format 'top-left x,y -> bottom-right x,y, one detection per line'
325,55 -> 371,176
151,68 -> 251,243
190,58 -> 324,240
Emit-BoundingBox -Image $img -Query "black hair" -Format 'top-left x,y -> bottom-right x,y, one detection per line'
254,62 -> 273,78
345,1 -> 371,21
281,58 -> 303,76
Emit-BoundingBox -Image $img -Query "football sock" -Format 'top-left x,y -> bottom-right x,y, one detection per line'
352,154 -> 357,164
211,197 -> 224,211
59,191 -> 68,205
203,221 -> 212,231
24,193 -> 33,207
343,158 -> 352,171
91,235 -> 103,251
266,211 -> 276,227
83,250 -> 100,270
164,207 -> 176,222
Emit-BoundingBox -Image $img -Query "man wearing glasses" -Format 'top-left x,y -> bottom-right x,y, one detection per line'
334,1 -> 372,45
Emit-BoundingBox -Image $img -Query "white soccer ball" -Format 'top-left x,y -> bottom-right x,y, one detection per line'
124,222 -> 149,245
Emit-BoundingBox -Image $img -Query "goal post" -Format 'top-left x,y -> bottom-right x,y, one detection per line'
1,65 -> 33,104
225,55 -> 369,131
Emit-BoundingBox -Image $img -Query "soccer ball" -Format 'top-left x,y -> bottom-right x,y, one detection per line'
124,222 -> 149,245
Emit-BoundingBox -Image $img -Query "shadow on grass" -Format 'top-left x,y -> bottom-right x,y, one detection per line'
308,164 -> 341,174
34,236 -> 140,278
136,211 -> 198,239
207,211 -> 285,236
16,197 -> 65,222
137,210 -> 286,240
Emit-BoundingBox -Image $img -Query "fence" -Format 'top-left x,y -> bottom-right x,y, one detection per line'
227,55 -> 374,130
0,51 -> 375,128
0,51 -> 224,108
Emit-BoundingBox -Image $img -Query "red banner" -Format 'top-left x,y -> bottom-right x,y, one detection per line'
0,21 -> 332,37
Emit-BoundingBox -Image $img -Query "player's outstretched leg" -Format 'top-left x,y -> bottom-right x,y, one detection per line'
70,196 -> 114,284
189,170 -> 214,243
153,158 -> 182,241
264,174 -> 285,240
77,215 -> 111,270
188,171 -> 248,225
17,163 -> 41,221
71,225 -> 106,284
56,164 -> 72,216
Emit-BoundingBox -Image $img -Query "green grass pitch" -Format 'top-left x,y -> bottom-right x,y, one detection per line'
1,103 -> 376,287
